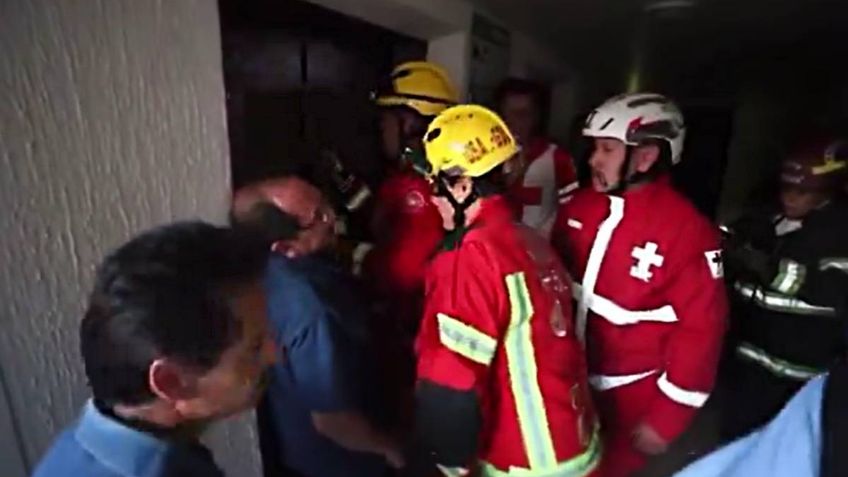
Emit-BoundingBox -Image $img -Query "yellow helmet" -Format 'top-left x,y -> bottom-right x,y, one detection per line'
374,61 -> 458,117
422,105 -> 518,178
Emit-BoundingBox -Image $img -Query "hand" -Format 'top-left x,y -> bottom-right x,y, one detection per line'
723,243 -> 774,284
632,423 -> 668,456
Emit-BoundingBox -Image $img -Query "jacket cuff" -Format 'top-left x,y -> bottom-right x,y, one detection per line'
642,391 -> 700,442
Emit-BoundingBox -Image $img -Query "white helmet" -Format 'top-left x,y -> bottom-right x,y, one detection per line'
583,93 -> 686,164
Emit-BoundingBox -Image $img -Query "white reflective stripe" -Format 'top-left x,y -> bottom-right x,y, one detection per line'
576,196 -> 625,343
657,372 -> 709,408
736,342 -> 821,381
351,242 -> 374,276
436,465 -> 469,477
572,283 -> 677,325
345,186 -> 372,211
437,314 -> 498,366
771,259 -> 805,295
587,292 -> 677,325
559,181 -> 579,197
820,258 -> 848,273
566,218 -> 583,230
589,370 -> 658,391
734,282 -> 836,316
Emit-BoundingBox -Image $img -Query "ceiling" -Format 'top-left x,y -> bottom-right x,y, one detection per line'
475,0 -> 848,98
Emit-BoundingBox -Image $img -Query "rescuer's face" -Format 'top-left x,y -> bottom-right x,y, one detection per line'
588,138 -> 628,192
500,93 -> 539,146
588,138 -> 659,192
779,185 -> 826,220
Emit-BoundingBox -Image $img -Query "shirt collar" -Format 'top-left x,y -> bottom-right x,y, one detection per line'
74,400 -> 217,477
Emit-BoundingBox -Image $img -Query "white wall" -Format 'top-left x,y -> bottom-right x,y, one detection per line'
0,1 -> 261,476
428,32 -> 473,101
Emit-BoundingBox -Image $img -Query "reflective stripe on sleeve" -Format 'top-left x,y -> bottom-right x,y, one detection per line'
351,242 -> 374,276
436,313 -> 498,366
558,182 -> 579,198
771,259 -> 806,296
736,342 -> 822,381
588,370 -> 658,391
504,272 -> 557,470
734,282 -> 836,316
820,258 -> 848,274
657,372 -> 709,408
480,422 -> 602,477
436,465 -> 469,477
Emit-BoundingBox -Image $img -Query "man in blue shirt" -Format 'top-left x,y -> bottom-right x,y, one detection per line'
32,222 -> 278,477
233,177 -> 403,477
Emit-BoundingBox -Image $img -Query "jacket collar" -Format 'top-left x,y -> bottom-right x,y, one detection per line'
74,400 -> 217,477
440,196 -> 514,251
614,174 -> 672,202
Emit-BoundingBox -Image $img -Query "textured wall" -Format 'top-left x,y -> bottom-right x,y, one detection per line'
0,1 -> 261,475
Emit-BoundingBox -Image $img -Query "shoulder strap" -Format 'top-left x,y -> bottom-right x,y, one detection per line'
821,361 -> 848,477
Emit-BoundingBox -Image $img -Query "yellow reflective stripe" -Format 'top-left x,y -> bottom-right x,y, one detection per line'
480,423 -> 602,477
437,313 -> 498,366
504,272 -> 557,470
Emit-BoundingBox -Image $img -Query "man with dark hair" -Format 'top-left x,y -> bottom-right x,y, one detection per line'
32,222 -> 277,477
495,77 -> 578,238
232,177 -> 403,477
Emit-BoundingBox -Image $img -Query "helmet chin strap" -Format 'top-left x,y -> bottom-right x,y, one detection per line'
435,177 -> 480,231
606,146 -> 652,195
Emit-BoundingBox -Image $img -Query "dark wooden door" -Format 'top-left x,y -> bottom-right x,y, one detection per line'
219,0 -> 426,190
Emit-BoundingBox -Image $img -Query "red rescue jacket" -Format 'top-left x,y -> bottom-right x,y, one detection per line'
417,197 -> 601,476
552,177 -> 728,441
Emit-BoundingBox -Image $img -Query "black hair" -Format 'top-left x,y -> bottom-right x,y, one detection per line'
230,202 -> 302,249
381,105 -> 435,140
80,221 -> 270,406
493,77 -> 551,133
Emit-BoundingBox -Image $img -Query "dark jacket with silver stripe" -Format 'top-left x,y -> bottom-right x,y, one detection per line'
728,199 -> 848,375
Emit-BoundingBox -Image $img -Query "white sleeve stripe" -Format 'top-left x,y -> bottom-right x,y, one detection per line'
657,372 -> 709,408
558,181 -> 579,196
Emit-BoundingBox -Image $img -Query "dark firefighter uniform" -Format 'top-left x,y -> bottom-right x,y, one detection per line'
721,139 -> 848,439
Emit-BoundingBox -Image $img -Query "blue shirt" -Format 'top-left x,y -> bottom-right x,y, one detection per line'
674,375 -> 825,477
264,254 -> 387,477
32,400 -> 222,477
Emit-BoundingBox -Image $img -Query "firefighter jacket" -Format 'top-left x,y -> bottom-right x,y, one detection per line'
552,176 -> 728,441
416,196 -> 601,477
362,170 -> 444,329
507,138 -> 579,239
725,199 -> 848,381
